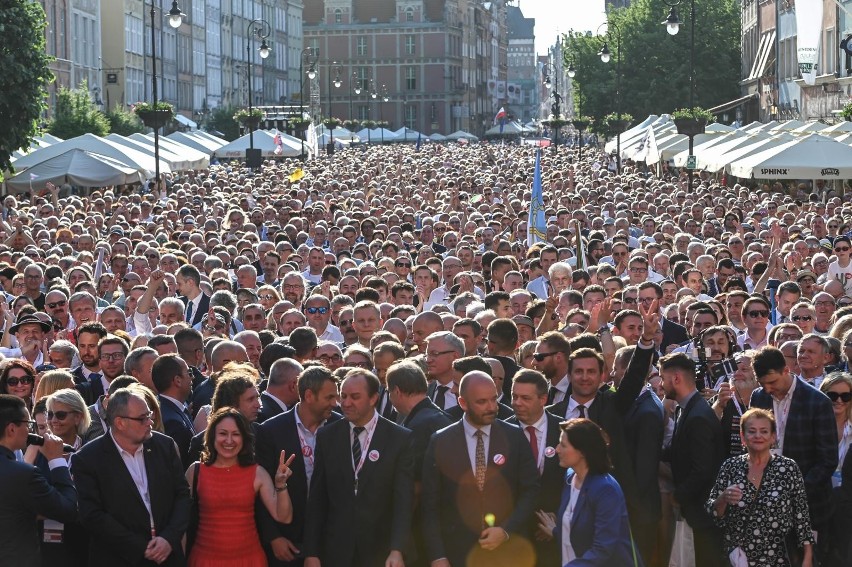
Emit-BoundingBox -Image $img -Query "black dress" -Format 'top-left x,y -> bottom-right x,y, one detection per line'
706,454 -> 814,566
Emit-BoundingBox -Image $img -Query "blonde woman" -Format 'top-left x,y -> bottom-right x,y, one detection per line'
33,369 -> 75,405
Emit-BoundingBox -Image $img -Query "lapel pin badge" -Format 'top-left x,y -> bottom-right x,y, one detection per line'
368,449 -> 380,462
493,453 -> 506,466
544,446 -> 556,458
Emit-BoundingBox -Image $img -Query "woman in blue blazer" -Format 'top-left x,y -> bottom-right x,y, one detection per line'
537,418 -> 642,567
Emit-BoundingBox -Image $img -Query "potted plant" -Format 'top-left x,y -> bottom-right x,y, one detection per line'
322,117 -> 342,129
571,115 -> 593,131
840,102 -> 852,121
671,107 -> 715,137
133,101 -> 174,129
604,112 -> 633,135
233,108 -> 264,128
363,119 -> 377,129
343,119 -> 360,130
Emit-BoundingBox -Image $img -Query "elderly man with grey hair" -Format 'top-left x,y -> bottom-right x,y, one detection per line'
424,330 -> 465,411
48,339 -> 79,369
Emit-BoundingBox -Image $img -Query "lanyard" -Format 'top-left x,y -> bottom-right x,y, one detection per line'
730,390 -> 746,417
773,394 -> 793,453
352,418 -> 378,495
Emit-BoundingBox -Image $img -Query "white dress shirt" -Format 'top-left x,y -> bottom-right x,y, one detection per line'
551,375 -> 569,404
295,404 -> 324,486
109,431 -> 153,521
565,395 -> 596,420
319,324 -> 344,343
522,411 -> 548,474
462,416 -> 491,476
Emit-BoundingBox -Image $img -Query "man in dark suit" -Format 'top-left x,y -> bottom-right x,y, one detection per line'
638,282 -> 689,353
70,321 -> 107,386
446,356 -> 514,422
151,354 -> 195,469
302,369 -> 414,567
258,358 -> 302,423
546,303 -> 657,532
386,360 -> 452,567
614,345 -> 664,566
422,371 -> 540,567
659,352 -> 725,567
485,318 -> 521,400
0,395 -> 78,567
506,369 -> 564,567
256,366 -> 341,566
176,264 -> 210,327
71,388 -> 191,566
750,346 -> 838,562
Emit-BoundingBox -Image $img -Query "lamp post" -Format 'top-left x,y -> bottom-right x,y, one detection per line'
380,84 -> 388,144
368,78 -> 377,145
149,0 -> 183,190
349,71 -> 361,143
327,62 -> 342,147
543,62 -> 563,154
299,47 -> 319,159
246,19 -> 270,153
597,21 -> 624,173
662,0 -> 698,193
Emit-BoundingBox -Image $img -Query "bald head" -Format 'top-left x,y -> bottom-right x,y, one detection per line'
383,317 -> 408,344
211,340 -> 249,372
412,311 -> 445,351
459,370 -> 495,397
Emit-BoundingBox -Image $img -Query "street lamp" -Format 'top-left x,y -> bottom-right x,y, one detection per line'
349,71 -> 361,143
246,19 -> 270,154
598,21 -> 624,173
542,62 -> 563,153
662,0 -> 697,192
367,78 -> 377,145
149,0 -> 183,192
380,85 -> 389,144
299,47 -> 319,159
327,62 -> 342,148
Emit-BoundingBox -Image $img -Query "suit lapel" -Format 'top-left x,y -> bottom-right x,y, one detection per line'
486,422 -> 509,485
101,437 -> 150,518
284,411 -> 308,480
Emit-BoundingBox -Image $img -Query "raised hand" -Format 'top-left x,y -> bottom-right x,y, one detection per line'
275,450 -> 296,489
639,299 -> 659,343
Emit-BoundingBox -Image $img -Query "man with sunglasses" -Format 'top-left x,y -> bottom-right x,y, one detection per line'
304,295 -> 343,343
0,394 -> 78,567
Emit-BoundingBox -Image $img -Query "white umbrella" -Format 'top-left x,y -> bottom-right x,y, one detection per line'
727,134 -> 852,178
166,131 -> 224,154
445,130 -> 479,142
790,122 -> 830,135
6,149 -> 143,192
130,134 -> 210,170
671,130 -> 749,167
392,128 -> 424,142
10,133 -> 170,178
770,119 -> 807,132
703,133 -> 795,173
105,134 -> 195,172
213,130 -> 307,158
818,122 -> 852,136
189,131 -> 229,145
484,121 -> 526,136
429,133 -> 447,142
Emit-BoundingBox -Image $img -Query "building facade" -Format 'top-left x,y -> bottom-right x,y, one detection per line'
303,0 -> 509,135
506,4 -> 536,124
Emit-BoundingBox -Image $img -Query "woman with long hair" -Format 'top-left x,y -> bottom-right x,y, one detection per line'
186,408 -> 295,567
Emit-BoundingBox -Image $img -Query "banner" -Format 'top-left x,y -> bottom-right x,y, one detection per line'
528,150 -> 546,246
795,0 -> 823,85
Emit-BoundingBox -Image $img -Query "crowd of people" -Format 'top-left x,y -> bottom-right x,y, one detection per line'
2,140 -> 852,567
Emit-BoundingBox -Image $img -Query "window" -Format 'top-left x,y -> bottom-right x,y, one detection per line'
404,104 -> 417,129
357,105 -> 370,121
405,67 -> 416,90
357,36 -> 367,56
334,8 -> 342,23
405,7 -> 414,22
405,35 -> 415,55
357,67 -> 369,91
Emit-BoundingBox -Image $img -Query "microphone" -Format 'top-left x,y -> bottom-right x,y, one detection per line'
27,433 -> 76,453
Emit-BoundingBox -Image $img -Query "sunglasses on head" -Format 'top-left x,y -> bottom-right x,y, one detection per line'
6,376 -> 34,387
306,306 -> 329,315
826,391 -> 852,403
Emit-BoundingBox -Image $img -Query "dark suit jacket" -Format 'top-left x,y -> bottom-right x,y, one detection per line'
494,355 -> 520,400
750,377 -> 838,526
660,317 -> 689,354
623,387 -> 664,526
75,372 -> 105,406
555,472 -> 641,567
157,396 -> 195,469
70,365 -> 88,385
446,401 -> 514,422
421,419 -> 540,566
663,391 -> 724,530
402,397 -> 453,482
302,414 -> 414,566
0,446 -> 78,567
254,407 -> 340,566
257,391 -> 287,424
506,411 -> 565,567
546,344 -> 654,521
71,431 -> 191,567
179,292 -> 210,327
191,378 -> 215,418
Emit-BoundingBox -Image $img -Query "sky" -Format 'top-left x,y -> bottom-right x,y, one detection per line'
517,0 -> 608,55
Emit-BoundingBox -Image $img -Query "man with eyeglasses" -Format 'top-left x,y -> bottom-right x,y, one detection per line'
812,291 -> 836,335
71,388 -> 192,566
22,264 -> 45,310
0,394 -> 78,567
303,295 -> 343,344
532,331 -> 572,406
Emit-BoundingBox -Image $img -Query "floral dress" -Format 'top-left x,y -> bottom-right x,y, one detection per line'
706,454 -> 814,566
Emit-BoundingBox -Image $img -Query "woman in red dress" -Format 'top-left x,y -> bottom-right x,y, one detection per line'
186,408 -> 295,567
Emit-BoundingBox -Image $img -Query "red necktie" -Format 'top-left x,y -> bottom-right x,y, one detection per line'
526,425 -> 539,464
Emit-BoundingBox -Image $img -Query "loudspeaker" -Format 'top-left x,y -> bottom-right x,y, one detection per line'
246,148 -> 262,169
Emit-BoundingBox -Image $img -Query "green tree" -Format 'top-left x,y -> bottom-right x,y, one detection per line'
105,107 -> 145,136
48,80 -> 110,139
565,0 -> 741,128
207,105 -> 240,141
0,1 -> 54,173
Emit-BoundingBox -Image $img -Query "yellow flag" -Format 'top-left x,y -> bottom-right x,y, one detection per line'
288,169 -> 305,183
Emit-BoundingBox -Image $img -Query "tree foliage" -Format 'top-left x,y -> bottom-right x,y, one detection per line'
48,80 -> 110,139
207,105 -> 240,141
105,108 -> 145,137
0,1 -> 54,173
565,0 -> 741,129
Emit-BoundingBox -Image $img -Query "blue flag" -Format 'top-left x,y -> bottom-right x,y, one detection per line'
416,131 -> 421,152
528,149 -> 546,246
